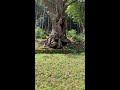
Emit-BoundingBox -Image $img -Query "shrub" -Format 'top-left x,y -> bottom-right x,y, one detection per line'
75,33 -> 85,43
35,27 -> 46,39
67,29 -> 85,43
67,29 -> 77,39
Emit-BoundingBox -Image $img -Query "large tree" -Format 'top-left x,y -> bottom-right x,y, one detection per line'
36,0 -> 77,49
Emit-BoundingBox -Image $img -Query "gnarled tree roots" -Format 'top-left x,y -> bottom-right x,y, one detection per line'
44,34 -> 71,49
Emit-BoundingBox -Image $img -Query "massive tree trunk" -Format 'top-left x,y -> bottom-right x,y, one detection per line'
44,16 -> 70,49
42,0 -> 75,49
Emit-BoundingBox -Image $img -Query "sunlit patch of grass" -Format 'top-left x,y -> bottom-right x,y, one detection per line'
35,52 -> 85,90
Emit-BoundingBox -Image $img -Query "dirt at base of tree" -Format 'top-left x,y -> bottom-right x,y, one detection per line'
35,39 -> 84,51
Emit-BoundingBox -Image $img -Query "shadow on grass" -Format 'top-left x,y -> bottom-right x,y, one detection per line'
35,49 -> 85,54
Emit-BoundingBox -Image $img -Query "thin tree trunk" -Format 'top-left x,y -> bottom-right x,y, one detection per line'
78,22 -> 81,33
81,21 -> 85,33
77,23 -> 79,33
47,16 -> 49,33
42,16 -> 44,29
69,18 -> 71,30
39,14 -> 42,28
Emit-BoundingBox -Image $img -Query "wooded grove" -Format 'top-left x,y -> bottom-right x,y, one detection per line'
35,0 -> 85,49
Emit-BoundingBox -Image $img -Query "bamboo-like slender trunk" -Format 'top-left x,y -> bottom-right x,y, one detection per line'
47,16 -> 49,33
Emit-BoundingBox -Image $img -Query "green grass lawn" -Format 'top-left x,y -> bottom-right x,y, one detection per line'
35,52 -> 85,90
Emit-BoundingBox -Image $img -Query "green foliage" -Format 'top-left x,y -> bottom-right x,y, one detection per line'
66,0 -> 85,25
66,3 -> 81,23
67,29 -> 77,39
67,29 -> 85,43
75,33 -> 85,43
35,27 -> 46,39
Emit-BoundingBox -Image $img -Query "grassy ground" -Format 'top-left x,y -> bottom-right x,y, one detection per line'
35,52 -> 85,90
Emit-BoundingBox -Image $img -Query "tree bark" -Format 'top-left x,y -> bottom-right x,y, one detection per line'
43,0 -> 71,49
47,16 -> 49,33
80,21 -> 85,33
44,17 -> 70,49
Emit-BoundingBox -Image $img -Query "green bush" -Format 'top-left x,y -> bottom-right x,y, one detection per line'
35,27 -> 46,39
75,33 -> 85,43
67,29 -> 77,39
67,29 -> 85,43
